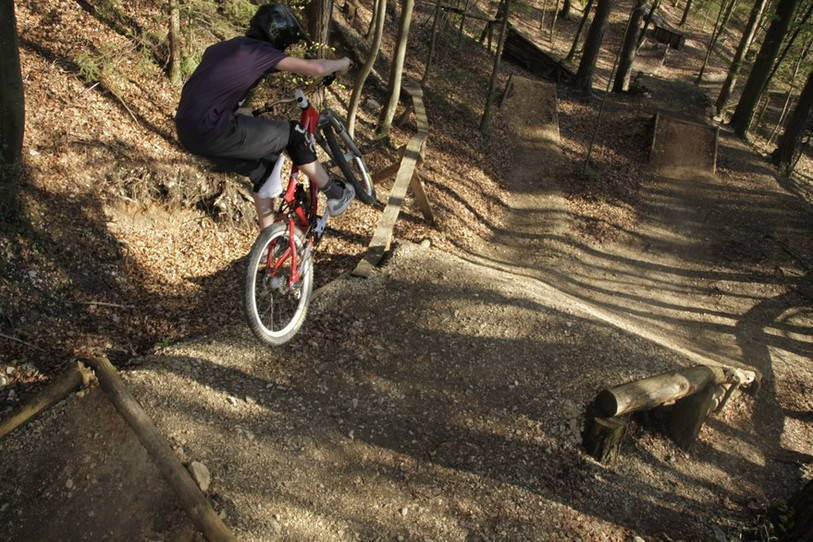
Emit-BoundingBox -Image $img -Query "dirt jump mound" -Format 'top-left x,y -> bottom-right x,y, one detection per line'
649,113 -> 718,178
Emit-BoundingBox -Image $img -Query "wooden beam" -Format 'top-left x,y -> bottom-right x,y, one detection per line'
0,362 -> 93,440
354,81 -> 431,277
412,170 -> 435,224
82,353 -> 237,542
595,365 -> 755,418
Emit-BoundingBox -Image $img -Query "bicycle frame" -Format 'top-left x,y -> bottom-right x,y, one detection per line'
266,88 -> 327,288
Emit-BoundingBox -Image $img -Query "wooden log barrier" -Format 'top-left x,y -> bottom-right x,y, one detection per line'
585,365 -> 756,463
594,365 -> 754,418
0,362 -> 94,440
353,80 -> 433,278
82,353 -> 237,542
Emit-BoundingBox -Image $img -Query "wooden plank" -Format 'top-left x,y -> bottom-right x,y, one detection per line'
412,170 -> 435,224
584,415 -> 628,464
353,81 -> 431,277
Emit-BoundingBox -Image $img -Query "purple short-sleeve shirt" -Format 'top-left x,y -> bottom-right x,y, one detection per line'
175,36 -> 287,147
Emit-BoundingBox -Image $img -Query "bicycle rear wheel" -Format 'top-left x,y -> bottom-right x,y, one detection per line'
244,222 -> 313,346
323,123 -> 377,205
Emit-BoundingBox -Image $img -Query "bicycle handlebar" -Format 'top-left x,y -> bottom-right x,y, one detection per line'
252,75 -> 336,117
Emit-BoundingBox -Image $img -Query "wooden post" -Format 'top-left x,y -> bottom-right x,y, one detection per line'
584,414 -> 628,464
665,383 -> 724,449
82,354 -> 237,542
0,362 -> 93,440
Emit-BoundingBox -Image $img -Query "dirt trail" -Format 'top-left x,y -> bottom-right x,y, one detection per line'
3,67 -> 813,542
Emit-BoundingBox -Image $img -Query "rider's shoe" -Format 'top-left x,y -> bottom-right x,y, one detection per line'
324,177 -> 355,216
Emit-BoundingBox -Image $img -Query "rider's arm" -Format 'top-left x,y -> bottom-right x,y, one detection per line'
276,56 -> 351,78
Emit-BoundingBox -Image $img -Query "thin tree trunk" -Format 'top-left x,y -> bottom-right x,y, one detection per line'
637,0 -> 660,49
366,0 -> 382,39
614,0 -> 646,92
730,0 -> 800,137
348,0 -> 387,137
566,0 -> 594,61
696,0 -> 737,84
771,70 -> 813,172
715,0 -> 767,115
480,0 -> 511,131
423,0 -> 442,82
551,0 -> 562,41
0,0 -> 24,221
763,1 -> 813,90
540,0 -> 549,29
377,0 -> 415,138
768,37 -> 811,143
457,0 -> 471,46
575,0 -> 612,95
679,0 -> 693,25
168,0 -> 181,85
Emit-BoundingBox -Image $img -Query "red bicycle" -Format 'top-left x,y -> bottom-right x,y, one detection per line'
244,77 -> 376,345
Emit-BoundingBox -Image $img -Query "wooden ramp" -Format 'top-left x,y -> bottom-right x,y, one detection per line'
503,25 -> 576,83
649,113 -> 718,178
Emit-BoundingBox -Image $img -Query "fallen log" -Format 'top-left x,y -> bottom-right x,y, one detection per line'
0,362 -> 94,440
82,353 -> 236,542
595,365 -> 754,418
584,365 -> 756,462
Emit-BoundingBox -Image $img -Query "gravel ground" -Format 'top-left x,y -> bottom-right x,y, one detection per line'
2,59 -> 811,541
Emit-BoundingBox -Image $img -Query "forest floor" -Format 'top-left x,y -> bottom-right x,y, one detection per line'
2,0 -> 813,540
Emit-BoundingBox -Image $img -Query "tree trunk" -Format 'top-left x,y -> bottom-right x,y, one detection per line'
539,0 -> 549,29
679,0 -> 692,25
480,0 -> 511,131
550,0 -> 562,41
771,70 -> 813,173
613,0 -> 646,92
696,0 -> 737,83
366,0 -> 382,39
306,0 -> 332,57
566,0 -> 594,61
168,0 -> 181,85
575,0 -> 612,95
377,0 -> 415,138
730,0 -> 800,137
347,0 -> 387,137
768,37 -> 811,143
715,0 -> 767,115
637,0 -> 660,49
0,0 -> 24,222
763,1 -> 813,90
560,0 -> 573,19
423,0 -> 442,82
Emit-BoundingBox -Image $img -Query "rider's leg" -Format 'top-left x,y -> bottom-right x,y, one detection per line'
254,193 -> 276,230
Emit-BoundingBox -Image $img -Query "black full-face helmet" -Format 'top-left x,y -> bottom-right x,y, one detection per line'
247,4 -> 311,51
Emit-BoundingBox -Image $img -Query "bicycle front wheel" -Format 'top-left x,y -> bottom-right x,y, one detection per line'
244,222 -> 314,346
323,123 -> 377,205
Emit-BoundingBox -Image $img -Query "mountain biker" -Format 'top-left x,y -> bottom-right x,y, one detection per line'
174,3 -> 355,230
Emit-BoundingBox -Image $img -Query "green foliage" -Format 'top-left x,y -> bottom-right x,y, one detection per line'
222,0 -> 256,21
75,50 -> 102,83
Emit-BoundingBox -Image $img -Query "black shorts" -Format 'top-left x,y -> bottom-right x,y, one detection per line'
180,115 -> 318,192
